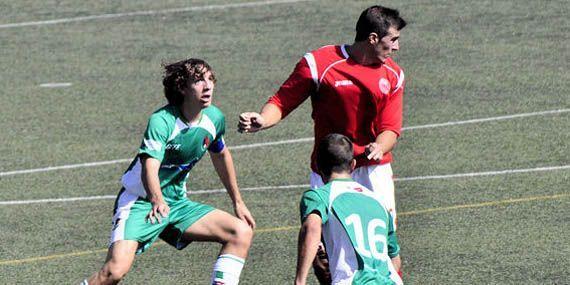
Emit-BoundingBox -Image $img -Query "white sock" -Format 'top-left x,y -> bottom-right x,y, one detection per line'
80,280 -> 89,285
210,254 -> 245,285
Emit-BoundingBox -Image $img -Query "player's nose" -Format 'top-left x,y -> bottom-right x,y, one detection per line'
204,79 -> 214,90
392,40 -> 399,51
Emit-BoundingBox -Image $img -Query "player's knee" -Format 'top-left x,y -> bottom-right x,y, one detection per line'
229,220 -> 253,248
101,261 -> 130,283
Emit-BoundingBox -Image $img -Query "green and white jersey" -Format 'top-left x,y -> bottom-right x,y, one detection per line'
121,104 -> 226,200
300,178 -> 402,285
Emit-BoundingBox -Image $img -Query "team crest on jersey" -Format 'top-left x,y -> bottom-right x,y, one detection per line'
203,136 -> 210,150
379,78 -> 391,95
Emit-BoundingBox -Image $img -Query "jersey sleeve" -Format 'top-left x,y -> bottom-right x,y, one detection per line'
386,211 -> 400,258
300,190 -> 328,224
208,113 -> 226,153
138,114 -> 170,161
267,57 -> 315,118
376,72 -> 404,137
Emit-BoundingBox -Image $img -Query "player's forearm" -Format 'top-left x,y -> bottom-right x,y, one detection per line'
141,157 -> 164,203
375,130 -> 399,153
210,148 -> 243,204
295,218 -> 322,284
259,103 -> 283,130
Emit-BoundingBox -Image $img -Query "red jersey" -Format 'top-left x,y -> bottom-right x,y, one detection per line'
268,45 -> 405,171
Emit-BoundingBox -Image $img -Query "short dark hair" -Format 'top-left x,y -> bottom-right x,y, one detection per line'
162,58 -> 217,106
316,134 -> 354,177
355,5 -> 407,42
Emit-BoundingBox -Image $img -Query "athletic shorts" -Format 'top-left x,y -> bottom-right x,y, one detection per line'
310,163 -> 397,227
109,188 -> 215,254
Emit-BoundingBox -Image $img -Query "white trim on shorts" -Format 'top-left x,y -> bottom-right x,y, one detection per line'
109,190 -> 139,246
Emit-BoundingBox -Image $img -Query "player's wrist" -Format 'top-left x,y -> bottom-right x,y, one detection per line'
232,198 -> 245,207
148,194 -> 165,205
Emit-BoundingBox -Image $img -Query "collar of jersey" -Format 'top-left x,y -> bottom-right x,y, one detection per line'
179,109 -> 203,127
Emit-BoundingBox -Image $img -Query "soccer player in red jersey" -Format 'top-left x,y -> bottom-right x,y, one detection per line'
239,5 -> 406,223
239,6 -> 407,282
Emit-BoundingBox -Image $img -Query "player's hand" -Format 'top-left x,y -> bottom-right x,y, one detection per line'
238,112 -> 265,133
234,200 -> 256,229
313,243 -> 331,284
365,142 -> 383,161
147,200 -> 170,224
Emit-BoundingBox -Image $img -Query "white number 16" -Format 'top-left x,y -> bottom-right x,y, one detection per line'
344,214 -> 388,261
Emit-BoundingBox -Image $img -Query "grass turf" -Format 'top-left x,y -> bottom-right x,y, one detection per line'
0,0 -> 568,284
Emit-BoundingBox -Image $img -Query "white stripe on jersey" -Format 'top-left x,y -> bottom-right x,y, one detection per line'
197,114 -> 217,139
303,53 -> 319,88
323,210 -> 359,284
143,139 -> 162,151
393,70 -> 405,93
121,158 -> 148,198
319,59 -> 347,87
383,64 -> 399,81
168,118 -> 189,142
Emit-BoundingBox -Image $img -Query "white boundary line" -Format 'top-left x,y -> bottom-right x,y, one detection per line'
39,82 -> 73,88
404,109 -> 569,130
0,0 -> 312,29
1,165 -> 568,205
1,108 -> 568,178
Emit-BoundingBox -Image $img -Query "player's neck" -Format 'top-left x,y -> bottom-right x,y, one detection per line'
179,103 -> 203,125
347,42 -> 380,66
323,172 -> 352,184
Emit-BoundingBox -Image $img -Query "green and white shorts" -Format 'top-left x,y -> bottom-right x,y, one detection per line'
109,189 -> 214,254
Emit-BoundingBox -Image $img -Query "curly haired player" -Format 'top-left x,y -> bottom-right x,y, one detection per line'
83,58 -> 255,285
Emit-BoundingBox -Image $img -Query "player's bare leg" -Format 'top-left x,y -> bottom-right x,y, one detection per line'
182,209 -> 253,285
85,240 -> 138,285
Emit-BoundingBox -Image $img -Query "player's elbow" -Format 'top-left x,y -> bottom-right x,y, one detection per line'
390,255 -> 402,271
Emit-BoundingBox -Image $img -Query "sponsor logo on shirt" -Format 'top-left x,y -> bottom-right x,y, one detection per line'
165,143 -> 181,151
335,80 -> 354,87
379,78 -> 391,95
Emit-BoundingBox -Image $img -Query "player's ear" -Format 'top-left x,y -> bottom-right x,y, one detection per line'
350,159 -> 356,172
368,33 -> 379,45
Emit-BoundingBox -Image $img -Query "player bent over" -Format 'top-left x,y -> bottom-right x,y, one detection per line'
295,134 -> 402,285
83,58 -> 256,285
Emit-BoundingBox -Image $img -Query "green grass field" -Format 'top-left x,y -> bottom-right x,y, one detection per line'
1,0 -> 569,284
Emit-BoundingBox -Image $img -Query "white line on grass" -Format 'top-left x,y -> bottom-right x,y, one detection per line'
404,109 -> 569,130
0,0 -> 312,29
1,108 -> 568,178
394,165 -> 570,181
0,159 -> 132,177
1,165 -> 568,205
39,82 -> 73,88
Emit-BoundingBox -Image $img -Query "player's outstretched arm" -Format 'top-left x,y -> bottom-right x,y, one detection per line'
295,214 -> 322,285
210,147 -> 256,229
238,103 -> 283,133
